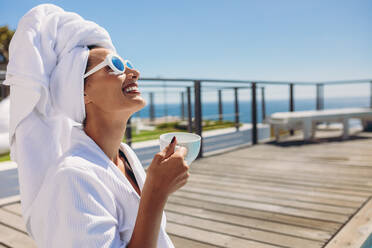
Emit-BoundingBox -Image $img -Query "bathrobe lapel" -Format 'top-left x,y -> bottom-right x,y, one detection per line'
70,124 -> 145,199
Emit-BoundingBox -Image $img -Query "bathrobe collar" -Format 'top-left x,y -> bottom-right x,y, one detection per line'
69,124 -> 144,199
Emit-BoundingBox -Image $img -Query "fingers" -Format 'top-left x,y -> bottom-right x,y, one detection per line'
163,136 -> 177,159
164,145 -> 187,165
176,171 -> 190,189
177,171 -> 190,181
152,153 -> 165,164
174,145 -> 188,159
154,136 -> 177,164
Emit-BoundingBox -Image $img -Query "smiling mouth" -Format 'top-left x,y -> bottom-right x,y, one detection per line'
122,82 -> 140,95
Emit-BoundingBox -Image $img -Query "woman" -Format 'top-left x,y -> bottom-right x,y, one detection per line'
5,4 -> 188,248
82,45 -> 190,247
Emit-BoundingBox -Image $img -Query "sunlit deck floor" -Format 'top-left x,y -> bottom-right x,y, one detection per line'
1,128 -> 372,247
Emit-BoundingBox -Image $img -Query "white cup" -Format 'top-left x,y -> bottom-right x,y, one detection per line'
159,132 -> 201,165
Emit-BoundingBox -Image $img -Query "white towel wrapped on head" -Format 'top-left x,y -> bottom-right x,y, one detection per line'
3,3 -> 116,227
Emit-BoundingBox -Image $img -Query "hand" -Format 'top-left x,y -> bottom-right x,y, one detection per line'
145,137 -> 189,200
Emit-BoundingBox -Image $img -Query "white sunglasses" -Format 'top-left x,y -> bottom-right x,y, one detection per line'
84,53 -> 134,78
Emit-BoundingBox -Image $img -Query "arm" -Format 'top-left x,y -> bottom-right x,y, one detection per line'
127,137 -> 189,248
126,178 -> 167,248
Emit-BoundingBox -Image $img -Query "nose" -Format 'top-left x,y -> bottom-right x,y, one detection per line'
125,67 -> 140,80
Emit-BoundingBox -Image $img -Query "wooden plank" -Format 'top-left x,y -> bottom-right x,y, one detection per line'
0,223 -> 36,248
0,243 -> 9,248
325,198 -> 372,248
192,165 -> 372,189
201,139 -> 372,171
204,147 -> 372,172
267,139 -> 372,151
168,234 -> 218,248
188,171 -> 368,201
186,175 -> 363,208
187,174 -> 365,204
165,203 -> 331,242
265,146 -> 372,157
190,174 -> 366,200
166,222 -> 279,248
242,147 -> 372,163
235,145 -> 372,161
178,186 -> 355,215
192,163 -> 372,186
0,208 -> 27,233
166,211 -> 323,248
172,190 -> 348,222
192,159 -> 372,186
188,172 -> 370,198
265,146 -> 372,156
190,169 -> 372,199
197,156 -> 372,180
197,159 -> 372,189
0,196 -> 20,207
167,195 -> 340,232
2,203 -> 22,216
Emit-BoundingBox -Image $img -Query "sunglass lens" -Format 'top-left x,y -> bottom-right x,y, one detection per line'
125,61 -> 134,69
112,56 -> 125,72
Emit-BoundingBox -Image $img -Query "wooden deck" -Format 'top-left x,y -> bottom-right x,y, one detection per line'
1,129 -> 372,247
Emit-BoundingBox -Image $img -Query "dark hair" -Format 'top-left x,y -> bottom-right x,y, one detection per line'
84,45 -> 100,75
82,45 -> 100,128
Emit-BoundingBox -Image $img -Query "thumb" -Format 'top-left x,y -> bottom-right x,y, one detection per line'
162,136 -> 177,159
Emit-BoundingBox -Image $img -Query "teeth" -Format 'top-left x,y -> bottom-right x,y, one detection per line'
124,86 -> 138,93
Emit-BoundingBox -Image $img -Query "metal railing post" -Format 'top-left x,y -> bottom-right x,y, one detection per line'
0,84 -> 4,101
369,81 -> 372,108
218,89 -> 223,121
5,86 -> 9,99
125,117 -> 132,147
289,83 -> 295,135
316,84 -> 324,110
194,80 -> 203,158
251,82 -> 258,145
163,81 -> 168,121
0,73 -> 4,101
187,87 -> 192,133
181,92 -> 185,121
149,92 -> 155,122
261,87 -> 266,122
234,87 -> 240,131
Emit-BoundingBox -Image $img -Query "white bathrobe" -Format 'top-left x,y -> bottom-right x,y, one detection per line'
27,124 -> 175,248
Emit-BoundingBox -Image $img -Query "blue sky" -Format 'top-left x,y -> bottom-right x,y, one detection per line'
1,0 -> 371,101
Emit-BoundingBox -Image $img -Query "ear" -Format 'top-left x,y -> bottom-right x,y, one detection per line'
84,93 -> 92,104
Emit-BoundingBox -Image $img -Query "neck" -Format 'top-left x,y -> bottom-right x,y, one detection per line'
83,108 -> 131,165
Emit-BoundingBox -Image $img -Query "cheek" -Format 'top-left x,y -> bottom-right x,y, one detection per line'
90,78 -> 121,106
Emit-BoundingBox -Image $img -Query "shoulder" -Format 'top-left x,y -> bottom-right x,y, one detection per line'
58,154 -> 94,171
52,162 -> 109,195
30,166 -> 123,248
55,155 -> 115,192
56,148 -> 111,180
54,160 -> 97,181
51,153 -> 113,196
49,163 -> 117,213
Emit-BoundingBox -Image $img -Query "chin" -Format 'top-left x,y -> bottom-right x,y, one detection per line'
131,97 -> 146,112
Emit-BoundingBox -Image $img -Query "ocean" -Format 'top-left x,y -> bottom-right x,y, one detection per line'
134,96 -> 370,124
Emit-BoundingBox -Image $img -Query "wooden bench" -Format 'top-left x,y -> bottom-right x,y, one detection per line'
268,108 -> 372,141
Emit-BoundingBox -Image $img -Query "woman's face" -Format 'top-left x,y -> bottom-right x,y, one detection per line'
84,47 -> 146,116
